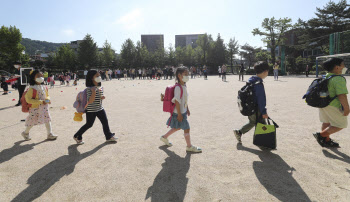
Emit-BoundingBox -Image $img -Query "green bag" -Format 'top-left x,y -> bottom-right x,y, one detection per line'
253,118 -> 279,149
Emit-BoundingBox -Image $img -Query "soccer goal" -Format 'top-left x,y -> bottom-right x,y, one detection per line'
316,53 -> 350,77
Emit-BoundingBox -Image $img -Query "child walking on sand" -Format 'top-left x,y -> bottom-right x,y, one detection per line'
313,58 -> 349,147
73,70 -> 117,145
160,66 -> 202,153
21,70 -> 57,140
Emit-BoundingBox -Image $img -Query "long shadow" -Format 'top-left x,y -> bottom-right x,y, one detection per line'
0,105 -> 17,111
11,142 -> 113,202
0,122 -> 23,131
237,144 -> 311,202
322,148 -> 350,164
0,140 -> 47,164
145,146 -> 191,202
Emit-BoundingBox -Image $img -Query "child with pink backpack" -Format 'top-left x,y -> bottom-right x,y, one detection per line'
160,66 -> 202,153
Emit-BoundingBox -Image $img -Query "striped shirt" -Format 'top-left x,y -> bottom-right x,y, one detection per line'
86,87 -> 104,112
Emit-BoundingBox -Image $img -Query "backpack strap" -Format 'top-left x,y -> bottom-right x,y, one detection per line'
32,89 -> 37,99
175,83 -> 184,99
168,84 -> 184,128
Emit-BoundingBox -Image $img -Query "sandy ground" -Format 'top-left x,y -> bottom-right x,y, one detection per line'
1,75 -> 350,202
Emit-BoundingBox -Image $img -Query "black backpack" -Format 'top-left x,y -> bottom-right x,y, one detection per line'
237,81 -> 261,116
303,75 -> 345,108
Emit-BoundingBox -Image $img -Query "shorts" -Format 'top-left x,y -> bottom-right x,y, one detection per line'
166,113 -> 190,130
319,105 -> 348,128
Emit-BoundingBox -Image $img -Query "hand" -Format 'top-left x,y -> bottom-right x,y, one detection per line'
343,108 -> 350,116
177,114 -> 183,122
101,96 -> 105,100
42,101 -> 47,105
262,114 -> 269,119
187,110 -> 190,116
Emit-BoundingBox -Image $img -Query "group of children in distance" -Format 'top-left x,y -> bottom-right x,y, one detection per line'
20,57 -> 348,151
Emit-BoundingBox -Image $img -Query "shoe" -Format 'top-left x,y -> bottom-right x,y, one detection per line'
15,103 -> 21,106
47,133 -> 58,140
313,132 -> 325,147
186,145 -> 202,153
233,130 -> 242,143
324,139 -> 340,148
160,136 -> 173,147
74,137 -> 84,145
2,93 -> 8,95
21,132 -> 31,141
106,134 -> 118,142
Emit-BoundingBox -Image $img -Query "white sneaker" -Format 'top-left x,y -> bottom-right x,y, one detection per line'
160,137 -> 173,147
21,132 -> 31,141
47,133 -> 58,140
106,136 -> 118,142
74,137 -> 84,145
186,145 -> 202,153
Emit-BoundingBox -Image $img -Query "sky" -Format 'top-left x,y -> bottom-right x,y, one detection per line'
0,0 -> 340,53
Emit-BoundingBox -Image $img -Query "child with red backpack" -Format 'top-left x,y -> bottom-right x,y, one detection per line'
160,66 -> 202,153
73,70 -> 117,145
21,70 -> 57,141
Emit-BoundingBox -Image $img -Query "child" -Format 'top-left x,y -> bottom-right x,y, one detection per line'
1,75 -> 9,95
22,70 -> 57,140
233,61 -> 269,143
49,74 -> 55,88
313,58 -> 349,147
66,74 -> 70,86
160,66 -> 202,153
73,70 -> 117,145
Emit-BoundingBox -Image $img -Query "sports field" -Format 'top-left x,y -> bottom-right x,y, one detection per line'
1,75 -> 350,201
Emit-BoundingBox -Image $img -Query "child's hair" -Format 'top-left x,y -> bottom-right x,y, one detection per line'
175,66 -> 188,83
323,57 -> 344,72
29,70 -> 41,86
254,61 -> 269,74
86,70 -> 101,87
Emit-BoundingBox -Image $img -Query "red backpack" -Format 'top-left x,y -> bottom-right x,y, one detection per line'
162,83 -> 183,127
21,88 -> 37,113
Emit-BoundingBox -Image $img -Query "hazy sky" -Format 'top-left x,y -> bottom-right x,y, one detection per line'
1,0 -> 339,52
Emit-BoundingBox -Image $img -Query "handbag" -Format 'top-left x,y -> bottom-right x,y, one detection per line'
253,117 -> 279,149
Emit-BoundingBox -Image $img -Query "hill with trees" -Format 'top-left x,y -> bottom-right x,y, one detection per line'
21,38 -> 66,55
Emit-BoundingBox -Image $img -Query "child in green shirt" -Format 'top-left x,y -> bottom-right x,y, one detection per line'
314,58 -> 349,147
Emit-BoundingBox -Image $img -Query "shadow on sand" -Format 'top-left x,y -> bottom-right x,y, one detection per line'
11,142 -> 114,202
322,148 -> 350,164
237,144 -> 311,202
145,145 -> 193,202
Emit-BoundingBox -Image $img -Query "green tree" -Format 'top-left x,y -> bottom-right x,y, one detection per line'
101,40 -> 115,67
227,38 -> 239,73
183,45 -> 194,66
167,44 -> 176,66
196,33 -> 212,65
212,34 -> 226,68
0,25 -> 25,70
252,17 -> 293,65
240,44 -> 261,68
120,38 -> 136,69
78,34 -> 98,69
175,46 -> 185,65
55,45 -> 77,71
255,49 -> 271,62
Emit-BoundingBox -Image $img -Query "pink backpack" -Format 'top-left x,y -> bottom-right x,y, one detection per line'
162,84 -> 183,127
73,88 -> 88,113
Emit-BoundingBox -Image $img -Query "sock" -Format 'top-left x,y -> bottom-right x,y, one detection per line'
45,122 -> 52,135
320,131 -> 330,142
24,126 -> 33,134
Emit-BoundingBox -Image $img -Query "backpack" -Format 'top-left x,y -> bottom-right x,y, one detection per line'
73,88 -> 88,113
303,75 -> 345,108
162,84 -> 183,127
21,88 -> 38,113
237,81 -> 261,116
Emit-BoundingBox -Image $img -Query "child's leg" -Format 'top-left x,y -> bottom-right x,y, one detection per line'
24,126 -> 33,134
184,129 -> 191,147
45,122 -> 52,135
96,109 -> 113,140
163,128 -> 179,138
239,113 -> 258,134
320,126 -> 342,141
74,112 -> 97,140
322,123 -> 331,131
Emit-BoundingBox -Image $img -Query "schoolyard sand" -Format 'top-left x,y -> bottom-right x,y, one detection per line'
1,75 -> 350,201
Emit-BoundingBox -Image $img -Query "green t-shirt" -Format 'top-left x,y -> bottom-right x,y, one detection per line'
326,73 -> 348,109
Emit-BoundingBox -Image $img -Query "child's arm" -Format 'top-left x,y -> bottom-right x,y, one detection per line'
25,88 -> 44,105
187,106 -> 190,116
175,101 -> 183,122
255,84 -> 268,118
338,94 -> 349,116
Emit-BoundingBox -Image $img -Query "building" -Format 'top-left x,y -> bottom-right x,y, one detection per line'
141,35 -> 164,52
70,40 -> 84,53
175,34 -> 203,48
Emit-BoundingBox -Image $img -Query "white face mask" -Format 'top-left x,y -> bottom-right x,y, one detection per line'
35,77 -> 44,83
182,76 -> 189,82
94,76 -> 102,83
342,67 -> 348,75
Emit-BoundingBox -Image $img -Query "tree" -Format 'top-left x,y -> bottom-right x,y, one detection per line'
255,49 -> 271,62
196,33 -> 212,65
183,45 -> 194,66
240,44 -> 260,68
167,44 -> 176,66
212,34 -> 226,68
0,25 -> 25,71
101,40 -> 115,68
252,17 -> 293,65
175,46 -> 185,65
227,38 -> 239,73
120,38 -> 136,69
78,34 -> 98,69
55,45 -> 77,71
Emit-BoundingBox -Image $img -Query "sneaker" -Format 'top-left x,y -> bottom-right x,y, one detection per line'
313,132 -> 325,147
106,134 -> 118,142
73,137 -> 84,145
186,145 -> 202,153
21,132 -> 31,141
233,130 -> 242,143
47,133 -> 58,140
15,103 -> 21,106
324,139 -> 340,148
160,136 -> 173,147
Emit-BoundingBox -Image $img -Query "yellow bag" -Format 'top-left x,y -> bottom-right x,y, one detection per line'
74,112 -> 83,122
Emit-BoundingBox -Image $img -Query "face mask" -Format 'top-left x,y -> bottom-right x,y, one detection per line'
342,67 -> 348,75
94,76 -> 102,83
182,76 -> 189,82
35,77 -> 44,83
